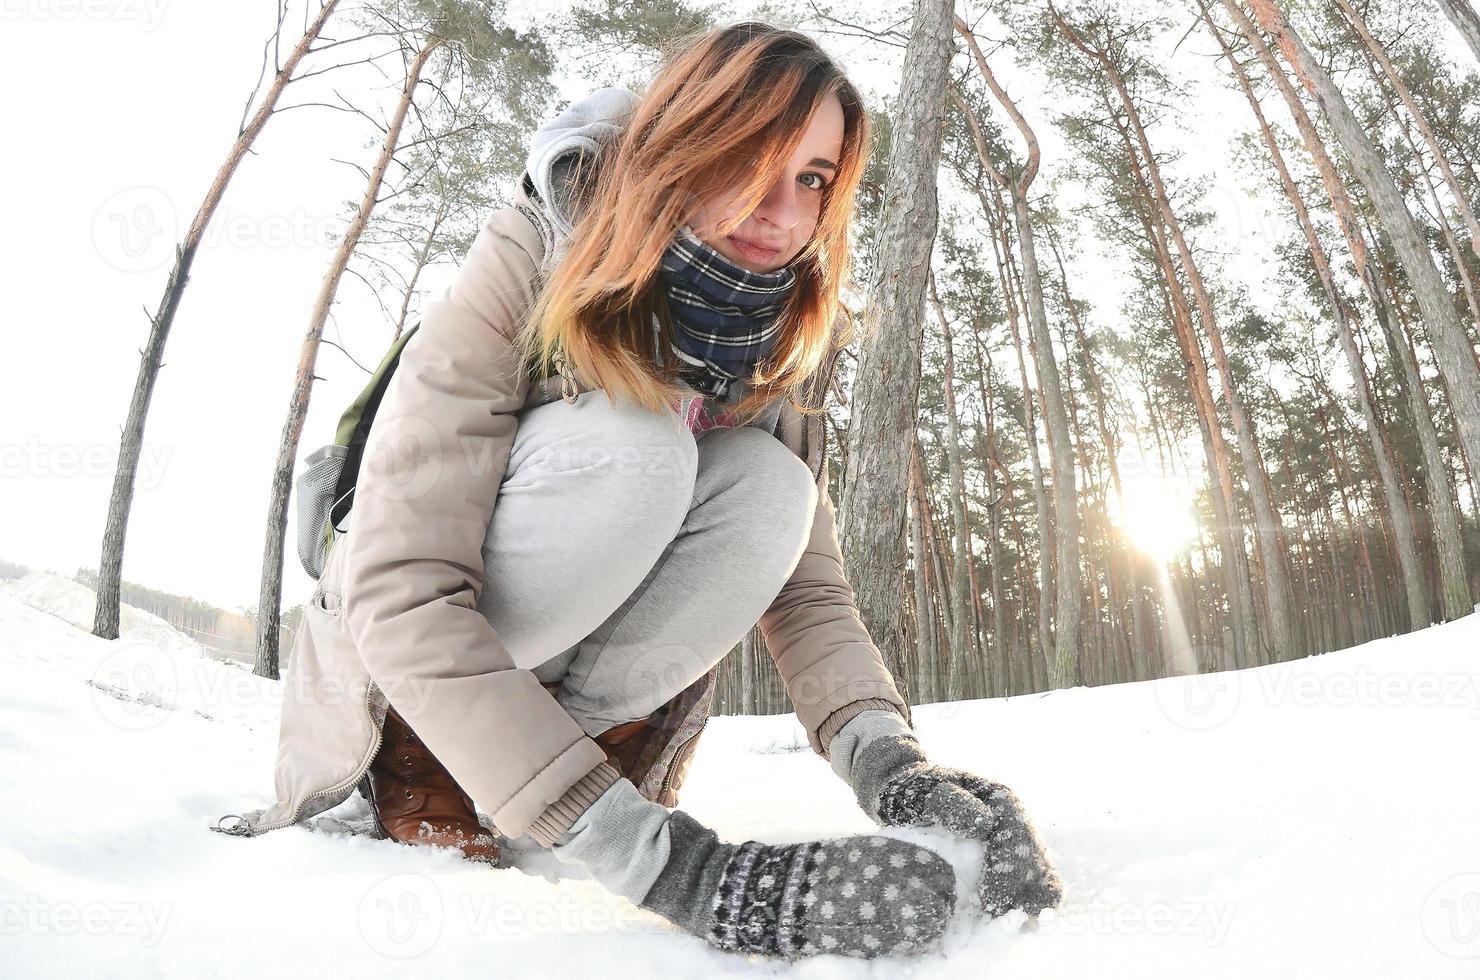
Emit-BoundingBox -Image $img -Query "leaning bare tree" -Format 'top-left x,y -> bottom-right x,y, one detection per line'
251,0 -> 556,678
93,1 -> 343,642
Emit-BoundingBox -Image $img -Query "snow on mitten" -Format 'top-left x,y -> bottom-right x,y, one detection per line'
847,730 -> 1063,919
640,808 -> 957,959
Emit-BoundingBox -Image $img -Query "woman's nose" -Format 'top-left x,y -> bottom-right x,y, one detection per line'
752,175 -> 800,231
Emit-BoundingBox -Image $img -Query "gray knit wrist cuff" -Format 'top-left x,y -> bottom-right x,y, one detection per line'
818,698 -> 906,759
548,776 -> 675,903
526,761 -> 622,847
828,709 -> 917,785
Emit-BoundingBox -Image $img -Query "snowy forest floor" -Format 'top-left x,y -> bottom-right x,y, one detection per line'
2,572 -> 1478,979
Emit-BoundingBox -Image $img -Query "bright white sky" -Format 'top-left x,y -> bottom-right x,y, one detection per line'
0,0 -> 1473,613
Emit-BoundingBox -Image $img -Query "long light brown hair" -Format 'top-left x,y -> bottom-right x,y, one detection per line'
513,22 -> 871,423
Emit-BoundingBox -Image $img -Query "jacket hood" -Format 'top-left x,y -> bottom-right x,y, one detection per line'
523,86 -> 641,242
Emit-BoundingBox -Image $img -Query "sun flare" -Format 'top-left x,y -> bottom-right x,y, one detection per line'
1109,470 -> 1201,563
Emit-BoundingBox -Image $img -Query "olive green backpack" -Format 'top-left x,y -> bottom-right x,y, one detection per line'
294,317 -> 564,580
293,325 -> 422,581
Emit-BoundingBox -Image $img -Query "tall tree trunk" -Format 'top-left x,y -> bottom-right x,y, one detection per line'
1011,189 -> 1084,686
970,335 -> 1016,695
1203,6 -> 1432,626
1057,328 -> 1106,681
93,0 -> 342,641
1367,241 -> 1475,620
1093,78 -> 1260,668
955,18 -> 1083,686
1222,0 -> 1472,621
914,431 -> 957,651
839,0 -> 952,710
1244,0 -> 1480,481
1436,0 -> 1480,65
962,492 -> 992,695
1393,113 -> 1480,342
909,457 -> 938,704
253,37 -> 444,678
1333,0 -> 1480,256
1057,8 -> 1293,665
927,273 -> 977,699
1049,227 -> 1153,676
922,464 -> 958,700
1326,396 -> 1389,640
740,626 -> 756,713
979,182 -> 1055,679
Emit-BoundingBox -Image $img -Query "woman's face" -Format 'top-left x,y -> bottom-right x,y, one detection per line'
691,92 -> 845,274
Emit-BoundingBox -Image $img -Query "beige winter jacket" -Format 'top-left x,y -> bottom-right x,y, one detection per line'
216,178 -> 908,846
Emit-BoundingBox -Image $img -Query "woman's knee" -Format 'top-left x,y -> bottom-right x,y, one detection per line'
515,388 -> 699,507
699,425 -> 818,551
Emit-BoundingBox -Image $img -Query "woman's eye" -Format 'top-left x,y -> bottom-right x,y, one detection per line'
799,172 -> 827,191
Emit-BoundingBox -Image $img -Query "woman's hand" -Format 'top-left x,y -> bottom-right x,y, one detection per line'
847,732 -> 1063,919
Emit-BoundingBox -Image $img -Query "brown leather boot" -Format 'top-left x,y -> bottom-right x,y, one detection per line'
364,704 -> 501,864
540,680 -> 652,782
592,718 -> 654,782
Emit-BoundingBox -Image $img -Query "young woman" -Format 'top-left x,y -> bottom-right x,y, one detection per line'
222,22 -> 1060,961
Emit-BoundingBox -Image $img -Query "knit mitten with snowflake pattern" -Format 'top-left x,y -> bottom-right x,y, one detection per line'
845,728 -> 1063,919
639,809 -> 957,959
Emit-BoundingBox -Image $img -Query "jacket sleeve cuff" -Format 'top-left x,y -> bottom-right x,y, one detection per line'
525,761 -> 622,847
817,698 -> 909,760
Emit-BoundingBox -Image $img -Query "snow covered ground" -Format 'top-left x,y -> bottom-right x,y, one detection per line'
2,572 -> 1478,978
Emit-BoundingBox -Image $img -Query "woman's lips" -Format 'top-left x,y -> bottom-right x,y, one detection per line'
726,234 -> 781,262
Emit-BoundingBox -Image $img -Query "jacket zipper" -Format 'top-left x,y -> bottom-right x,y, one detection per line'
214,683 -> 384,837
658,717 -> 708,797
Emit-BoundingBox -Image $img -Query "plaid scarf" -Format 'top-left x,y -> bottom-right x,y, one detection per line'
656,225 -> 798,400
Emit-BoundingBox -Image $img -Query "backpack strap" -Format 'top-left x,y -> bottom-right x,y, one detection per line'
329,324 -> 421,531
